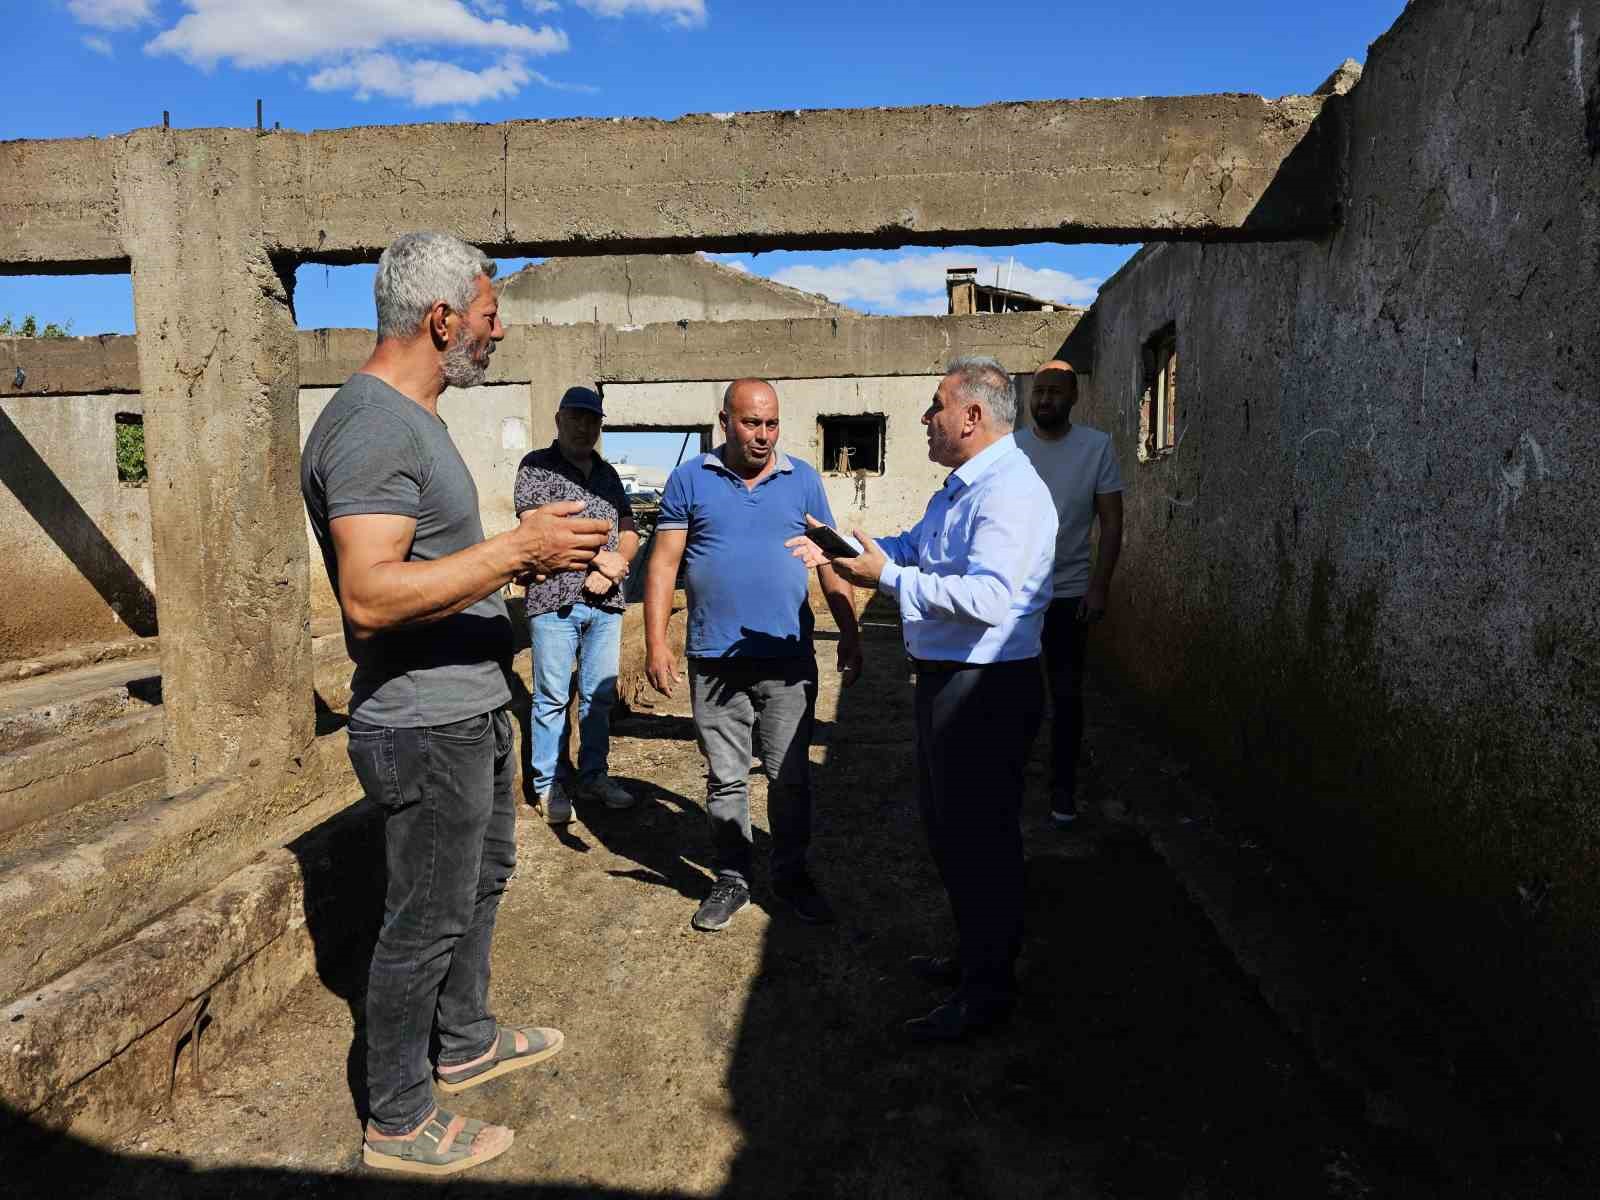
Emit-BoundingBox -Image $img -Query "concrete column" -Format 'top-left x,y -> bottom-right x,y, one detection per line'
118,129 -> 313,792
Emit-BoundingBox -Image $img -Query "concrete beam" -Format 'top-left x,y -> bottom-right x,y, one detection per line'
549,309 -> 1085,383
6,311 -> 1083,397
0,137 -> 125,274
119,129 -> 314,792
2,94 -> 1339,272
0,335 -> 141,396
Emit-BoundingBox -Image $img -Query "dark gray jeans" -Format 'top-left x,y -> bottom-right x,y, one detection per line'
688,655 -> 818,885
347,708 -> 517,1136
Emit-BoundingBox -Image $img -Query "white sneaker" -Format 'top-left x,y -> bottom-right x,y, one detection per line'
580,773 -> 636,810
539,781 -> 573,825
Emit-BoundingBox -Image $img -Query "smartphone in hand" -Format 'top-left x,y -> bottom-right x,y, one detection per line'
804,524 -> 863,559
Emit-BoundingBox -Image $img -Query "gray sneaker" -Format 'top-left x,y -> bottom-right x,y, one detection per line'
691,877 -> 750,932
538,780 -> 573,826
579,773 -> 635,810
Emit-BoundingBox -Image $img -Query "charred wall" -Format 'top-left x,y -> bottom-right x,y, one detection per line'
1079,0 -> 1600,1107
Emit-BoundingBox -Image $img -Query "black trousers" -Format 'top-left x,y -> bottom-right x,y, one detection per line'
1040,597 -> 1089,809
913,657 -> 1043,1000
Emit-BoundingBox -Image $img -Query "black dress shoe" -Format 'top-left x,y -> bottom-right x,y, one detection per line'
907,954 -> 962,987
771,872 -> 836,924
902,996 -> 1012,1043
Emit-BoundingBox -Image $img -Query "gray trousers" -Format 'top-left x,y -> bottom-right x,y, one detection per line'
688,655 -> 818,884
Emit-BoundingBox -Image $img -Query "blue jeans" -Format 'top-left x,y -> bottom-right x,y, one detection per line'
529,602 -> 623,795
347,709 -> 517,1135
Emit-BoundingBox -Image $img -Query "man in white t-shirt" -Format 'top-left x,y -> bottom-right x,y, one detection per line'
1014,360 -> 1124,826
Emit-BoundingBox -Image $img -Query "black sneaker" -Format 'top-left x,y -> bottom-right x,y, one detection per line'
771,873 -> 836,925
692,877 -> 750,932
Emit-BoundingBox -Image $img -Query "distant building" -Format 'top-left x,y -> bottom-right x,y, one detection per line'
945,265 -> 1082,315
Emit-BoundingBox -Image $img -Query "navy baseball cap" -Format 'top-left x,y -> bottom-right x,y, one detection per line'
559,386 -> 604,415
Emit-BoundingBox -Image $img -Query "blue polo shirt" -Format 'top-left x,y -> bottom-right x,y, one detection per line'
657,450 -> 836,658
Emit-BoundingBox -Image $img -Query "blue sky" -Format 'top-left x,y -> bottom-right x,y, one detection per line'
7,1 -> 1405,335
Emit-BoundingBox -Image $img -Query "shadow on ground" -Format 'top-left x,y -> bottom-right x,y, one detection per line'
9,595 -> 1594,1197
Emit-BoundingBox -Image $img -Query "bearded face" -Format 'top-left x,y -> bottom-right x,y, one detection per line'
442,321 -> 495,389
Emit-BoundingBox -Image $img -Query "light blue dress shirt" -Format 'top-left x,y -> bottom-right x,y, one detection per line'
876,434 -> 1058,664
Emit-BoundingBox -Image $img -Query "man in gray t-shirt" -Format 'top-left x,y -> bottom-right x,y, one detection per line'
305,370 -> 516,726
1015,360 -> 1124,827
300,233 -> 609,1177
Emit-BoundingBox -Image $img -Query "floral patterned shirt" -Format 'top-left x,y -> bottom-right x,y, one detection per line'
513,442 -> 635,616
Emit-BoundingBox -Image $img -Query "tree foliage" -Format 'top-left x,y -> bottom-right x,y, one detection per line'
116,419 -> 148,485
0,313 -> 72,338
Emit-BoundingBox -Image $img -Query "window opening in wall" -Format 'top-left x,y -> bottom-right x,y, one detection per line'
0,272 -> 135,339
600,426 -> 712,529
1138,324 -> 1178,463
115,412 -> 147,485
819,415 -> 885,476
291,256 -> 537,329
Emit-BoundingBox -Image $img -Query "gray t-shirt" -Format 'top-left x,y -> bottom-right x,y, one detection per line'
301,373 -> 513,727
1015,423 -> 1125,598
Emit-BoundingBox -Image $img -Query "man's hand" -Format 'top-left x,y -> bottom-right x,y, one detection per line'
837,635 -> 863,687
582,569 -> 614,596
646,643 -> 683,696
591,548 -> 628,582
1077,581 -> 1108,623
785,515 -> 832,569
511,502 -> 610,574
829,529 -> 888,589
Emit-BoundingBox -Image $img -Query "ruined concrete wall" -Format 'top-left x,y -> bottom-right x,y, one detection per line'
499,254 -> 849,326
601,376 -> 946,534
1079,0 -> 1600,1098
0,393 -> 155,660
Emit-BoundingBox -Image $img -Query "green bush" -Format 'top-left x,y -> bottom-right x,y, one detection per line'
116,420 -> 147,485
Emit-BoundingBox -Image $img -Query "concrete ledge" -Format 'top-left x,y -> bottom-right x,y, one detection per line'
0,732 -> 361,1005
0,709 -> 163,836
1,797 -> 382,1142
0,657 -> 160,755
0,639 -> 157,685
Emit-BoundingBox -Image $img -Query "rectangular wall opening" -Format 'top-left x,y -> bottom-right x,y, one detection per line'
819,414 -> 885,475
0,272 -> 135,337
1138,323 -> 1178,462
115,412 -> 146,485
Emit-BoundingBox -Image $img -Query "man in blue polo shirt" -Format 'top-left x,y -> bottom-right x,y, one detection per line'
644,378 -> 863,932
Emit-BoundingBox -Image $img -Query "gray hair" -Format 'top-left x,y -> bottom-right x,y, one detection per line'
944,355 -> 1017,429
374,232 -> 497,340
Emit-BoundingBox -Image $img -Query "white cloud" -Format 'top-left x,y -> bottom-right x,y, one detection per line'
146,1 -> 569,70
309,54 -> 541,106
715,251 -> 1100,315
82,34 -> 116,56
68,0 -> 155,30
527,0 -> 562,10
576,0 -> 705,29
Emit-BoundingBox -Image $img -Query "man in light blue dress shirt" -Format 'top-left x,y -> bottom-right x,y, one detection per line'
790,356 -> 1056,1041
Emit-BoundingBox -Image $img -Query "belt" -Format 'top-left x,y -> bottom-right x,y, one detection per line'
906,655 -> 985,675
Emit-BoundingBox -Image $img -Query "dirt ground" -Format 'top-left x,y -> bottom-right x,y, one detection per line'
24,596 -> 1461,1198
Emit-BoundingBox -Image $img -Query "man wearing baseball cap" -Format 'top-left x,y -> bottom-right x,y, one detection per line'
513,385 -> 641,824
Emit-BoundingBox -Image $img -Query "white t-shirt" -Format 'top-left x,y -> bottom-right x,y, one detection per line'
1014,423 -> 1124,598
